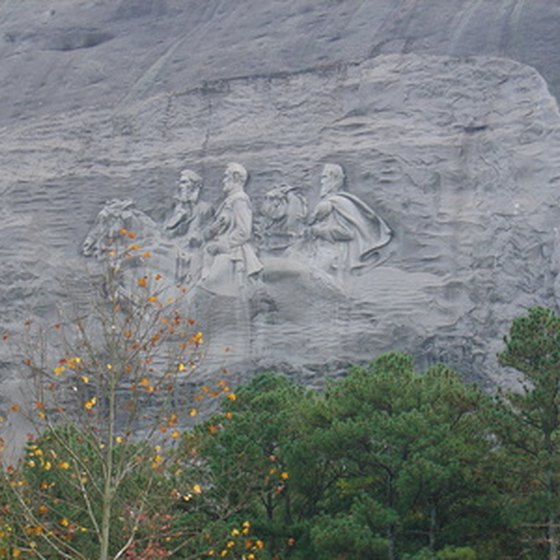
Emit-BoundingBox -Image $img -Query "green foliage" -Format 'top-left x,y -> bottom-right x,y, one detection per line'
310,354 -> 495,559
195,355 -> 501,559
310,513 -> 387,559
436,546 -> 477,559
5,306 -> 560,558
192,372 -> 313,558
493,306 -> 560,559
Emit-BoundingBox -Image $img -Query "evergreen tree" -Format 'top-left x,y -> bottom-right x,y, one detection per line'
495,306 -> 560,560
306,354 -> 495,559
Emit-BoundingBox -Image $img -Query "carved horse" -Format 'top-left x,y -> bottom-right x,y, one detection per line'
82,199 -> 184,298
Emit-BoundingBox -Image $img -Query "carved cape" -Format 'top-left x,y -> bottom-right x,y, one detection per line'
313,192 -> 392,271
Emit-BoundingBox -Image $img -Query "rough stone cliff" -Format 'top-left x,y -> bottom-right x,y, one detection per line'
1,0 -> 560,416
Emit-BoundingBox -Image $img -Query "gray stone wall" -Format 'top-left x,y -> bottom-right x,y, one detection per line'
1,1 -> 560,405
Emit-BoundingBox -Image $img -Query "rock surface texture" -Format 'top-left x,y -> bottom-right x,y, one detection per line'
1,0 -> 560,402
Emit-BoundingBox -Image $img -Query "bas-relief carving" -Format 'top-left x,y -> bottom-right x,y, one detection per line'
164,169 -> 213,245
81,198 -> 180,299
83,162 -> 392,289
306,163 -> 393,276
82,198 -> 147,259
259,184 -> 308,252
164,169 -> 214,285
82,162 -> 394,369
200,163 -> 263,298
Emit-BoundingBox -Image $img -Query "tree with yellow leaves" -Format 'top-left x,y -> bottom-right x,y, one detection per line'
0,230 -> 212,559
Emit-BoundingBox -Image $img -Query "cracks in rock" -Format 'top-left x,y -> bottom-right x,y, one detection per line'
200,92 -> 213,177
113,33 -> 188,112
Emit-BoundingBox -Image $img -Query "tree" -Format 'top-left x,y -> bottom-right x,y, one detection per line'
191,372 -> 313,559
495,306 -> 560,560
194,357 -> 501,560
305,354 -> 496,559
0,229 -> 213,559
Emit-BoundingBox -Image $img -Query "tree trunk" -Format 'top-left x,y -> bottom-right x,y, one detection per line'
386,472 -> 397,560
429,502 -> 437,552
549,512 -> 558,560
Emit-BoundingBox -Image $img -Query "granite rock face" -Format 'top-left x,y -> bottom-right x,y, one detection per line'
2,52 -> 560,391
1,1 -> 560,407
1,0 -> 560,124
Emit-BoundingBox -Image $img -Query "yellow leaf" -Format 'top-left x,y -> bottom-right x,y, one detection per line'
53,366 -> 65,376
191,331 -> 204,345
59,518 -> 70,528
80,375 -> 90,384
84,397 -> 97,410
227,393 -> 237,401
189,408 -> 198,417
67,357 -> 81,369
177,363 -> 187,372
192,483 -> 202,494
59,462 -> 70,470
280,471 -> 289,480
137,277 -> 148,288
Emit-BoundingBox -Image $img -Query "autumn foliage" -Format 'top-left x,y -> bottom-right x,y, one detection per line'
0,232 -> 238,560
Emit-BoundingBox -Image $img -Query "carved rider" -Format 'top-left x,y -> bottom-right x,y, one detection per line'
200,163 -> 263,297
308,163 -> 392,273
163,168 -> 214,285
164,169 -> 214,247
260,184 -> 308,252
